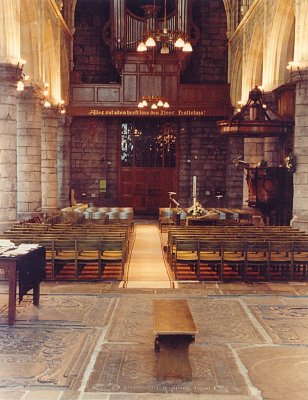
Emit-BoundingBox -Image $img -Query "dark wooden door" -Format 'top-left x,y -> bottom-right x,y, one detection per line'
119,167 -> 177,214
119,118 -> 178,214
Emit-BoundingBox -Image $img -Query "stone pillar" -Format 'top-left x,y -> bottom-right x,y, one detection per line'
0,63 -> 22,232
291,68 -> 308,232
16,85 -> 43,219
41,107 -> 59,214
57,116 -> 72,209
264,137 -> 281,166
225,137 -> 244,208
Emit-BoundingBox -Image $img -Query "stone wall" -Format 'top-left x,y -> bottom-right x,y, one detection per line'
181,0 -> 227,83
177,118 -> 243,209
70,117 -> 119,206
70,116 -> 243,209
72,1 -> 119,84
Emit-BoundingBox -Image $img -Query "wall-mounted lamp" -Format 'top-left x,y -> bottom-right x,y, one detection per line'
58,100 -> 66,114
15,59 -> 28,92
42,83 -> 51,107
287,60 -> 304,84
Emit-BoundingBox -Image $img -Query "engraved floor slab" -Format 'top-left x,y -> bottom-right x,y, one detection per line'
0,295 -> 116,327
237,346 -> 308,400
189,299 -> 266,344
249,302 -> 308,344
0,326 -> 98,389
85,343 -> 248,395
106,297 -> 153,343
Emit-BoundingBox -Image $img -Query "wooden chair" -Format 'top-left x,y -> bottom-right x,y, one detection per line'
246,240 -> 270,281
198,239 -> 222,280
222,240 -> 246,281
159,208 -> 174,232
173,239 -> 198,280
53,239 -> 77,279
269,241 -> 293,281
293,240 -> 308,280
77,239 -> 101,279
100,239 -> 127,279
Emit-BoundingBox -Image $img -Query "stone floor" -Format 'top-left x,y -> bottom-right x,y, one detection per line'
1,281 -> 308,399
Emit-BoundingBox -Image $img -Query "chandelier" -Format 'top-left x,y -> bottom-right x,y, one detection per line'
138,95 -> 170,109
137,0 -> 193,54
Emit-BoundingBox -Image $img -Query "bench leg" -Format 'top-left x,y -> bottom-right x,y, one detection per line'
155,334 -> 194,381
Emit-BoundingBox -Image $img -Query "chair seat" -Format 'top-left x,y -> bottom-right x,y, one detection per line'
199,251 -> 221,262
101,250 -> 123,260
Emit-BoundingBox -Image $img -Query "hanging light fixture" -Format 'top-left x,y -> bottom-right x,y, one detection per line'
137,0 -> 193,54
137,95 -> 170,109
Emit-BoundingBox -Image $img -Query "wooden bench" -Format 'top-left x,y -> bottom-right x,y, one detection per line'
153,299 -> 197,380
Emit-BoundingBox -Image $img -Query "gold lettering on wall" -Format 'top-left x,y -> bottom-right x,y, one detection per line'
88,109 -> 206,117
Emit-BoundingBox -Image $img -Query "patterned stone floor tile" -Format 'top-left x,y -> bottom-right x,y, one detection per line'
248,303 -> 308,344
23,390 -> 66,400
106,298 -> 153,343
85,343 -> 248,395
241,296 -> 285,306
237,345 -> 308,400
218,282 -> 280,295
0,295 -> 116,327
189,299 -> 267,345
0,326 -> 98,389
41,282 -> 117,294
266,283 -> 298,294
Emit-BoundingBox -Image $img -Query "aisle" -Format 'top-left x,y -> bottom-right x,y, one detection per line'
124,220 -> 172,288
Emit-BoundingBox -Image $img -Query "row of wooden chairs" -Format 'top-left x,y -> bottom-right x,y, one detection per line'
2,221 -> 132,281
166,226 -> 308,262
43,237 -> 127,280
171,238 -> 308,281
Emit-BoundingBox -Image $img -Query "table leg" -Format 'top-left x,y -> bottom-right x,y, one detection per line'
33,284 -> 40,306
6,261 -> 17,325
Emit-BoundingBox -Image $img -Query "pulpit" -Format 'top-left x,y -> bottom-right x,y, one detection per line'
246,167 -> 293,225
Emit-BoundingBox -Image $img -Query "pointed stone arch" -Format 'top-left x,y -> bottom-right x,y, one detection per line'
44,19 -> 60,102
264,0 -> 294,88
230,44 -> 243,107
242,22 -> 263,101
0,0 -> 20,62
20,0 -> 41,81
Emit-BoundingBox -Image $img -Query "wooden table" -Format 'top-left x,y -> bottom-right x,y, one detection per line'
0,247 -> 45,325
153,299 -> 198,380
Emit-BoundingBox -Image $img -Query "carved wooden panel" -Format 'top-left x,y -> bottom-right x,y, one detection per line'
72,87 -> 95,102
123,75 -> 137,102
97,87 -> 120,102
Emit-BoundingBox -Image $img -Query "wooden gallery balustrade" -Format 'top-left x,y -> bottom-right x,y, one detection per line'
68,54 -> 232,117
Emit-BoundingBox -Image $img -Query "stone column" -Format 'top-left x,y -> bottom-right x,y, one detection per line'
41,107 -> 59,214
291,68 -> 308,231
16,85 -> 44,220
57,116 -> 72,209
264,137 -> 281,166
0,63 -> 22,232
